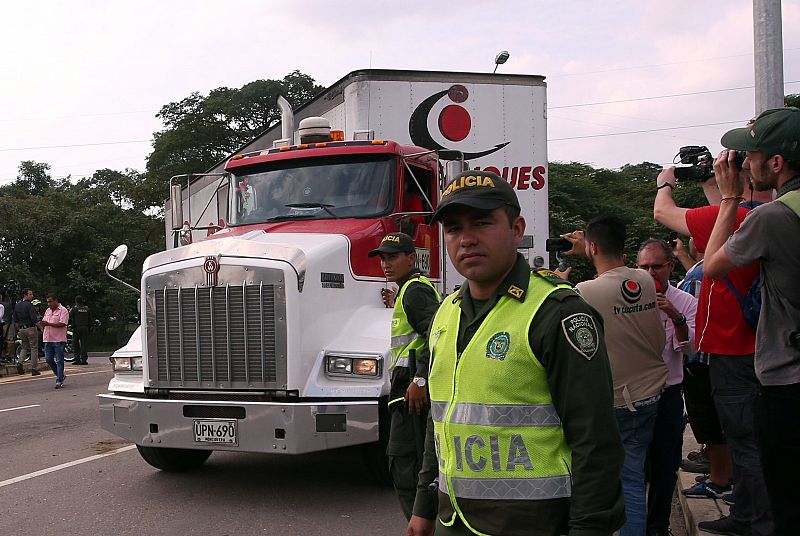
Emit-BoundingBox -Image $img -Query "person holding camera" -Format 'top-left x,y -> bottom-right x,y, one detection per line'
702,107 -> 800,536
654,135 -> 774,536
635,239 -> 697,536
561,216 -> 666,536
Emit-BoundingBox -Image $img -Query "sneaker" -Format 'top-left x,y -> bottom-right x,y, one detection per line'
682,477 -> 732,499
721,490 -> 735,506
698,515 -> 750,535
16,362 -> 24,375
54,382 -> 63,389
31,369 -> 41,376
695,473 -> 710,482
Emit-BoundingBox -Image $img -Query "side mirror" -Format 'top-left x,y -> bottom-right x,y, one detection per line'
170,183 -> 184,231
106,244 -> 128,271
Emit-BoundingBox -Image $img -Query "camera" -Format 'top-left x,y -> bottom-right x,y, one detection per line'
673,145 -> 747,181
673,146 -> 714,181
546,237 -> 572,252
667,231 -> 678,249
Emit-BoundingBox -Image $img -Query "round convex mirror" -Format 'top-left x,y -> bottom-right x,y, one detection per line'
106,244 -> 129,271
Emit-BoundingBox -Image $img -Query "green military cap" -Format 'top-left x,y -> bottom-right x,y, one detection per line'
431,171 -> 520,223
368,232 -> 415,257
721,107 -> 800,160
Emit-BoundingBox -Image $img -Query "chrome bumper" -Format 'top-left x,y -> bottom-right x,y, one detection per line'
98,393 -> 379,454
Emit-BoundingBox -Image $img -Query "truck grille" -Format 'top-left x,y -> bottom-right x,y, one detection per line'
148,283 -> 284,389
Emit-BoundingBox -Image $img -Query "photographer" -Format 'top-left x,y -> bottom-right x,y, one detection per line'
654,137 -> 774,536
703,107 -> 800,536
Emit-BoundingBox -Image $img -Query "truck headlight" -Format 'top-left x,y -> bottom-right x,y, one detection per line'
325,354 -> 381,377
112,357 -> 143,372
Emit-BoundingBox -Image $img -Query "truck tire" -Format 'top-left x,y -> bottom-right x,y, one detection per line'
362,397 -> 392,486
136,445 -> 212,472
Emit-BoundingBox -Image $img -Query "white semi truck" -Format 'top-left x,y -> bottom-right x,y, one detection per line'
98,69 -> 551,473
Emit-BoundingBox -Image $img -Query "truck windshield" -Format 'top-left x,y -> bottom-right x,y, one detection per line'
229,155 -> 396,225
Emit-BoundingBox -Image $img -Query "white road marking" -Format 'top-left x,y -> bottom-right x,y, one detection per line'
0,404 -> 40,413
0,369 -> 109,384
0,444 -> 137,489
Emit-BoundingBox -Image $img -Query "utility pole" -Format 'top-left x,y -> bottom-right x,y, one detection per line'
753,0 -> 784,114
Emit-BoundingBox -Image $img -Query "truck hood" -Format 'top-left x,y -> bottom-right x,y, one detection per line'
153,218 -> 389,280
143,231 -> 359,292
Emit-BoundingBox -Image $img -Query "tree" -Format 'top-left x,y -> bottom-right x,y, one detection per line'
144,71 -> 324,211
548,161 -> 708,282
785,93 -> 800,108
0,163 -> 162,336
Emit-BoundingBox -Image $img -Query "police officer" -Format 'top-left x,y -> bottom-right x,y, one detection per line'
70,296 -> 91,365
368,232 -> 441,521
406,171 -> 625,536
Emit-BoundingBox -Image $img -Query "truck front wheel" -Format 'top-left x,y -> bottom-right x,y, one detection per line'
136,445 -> 212,472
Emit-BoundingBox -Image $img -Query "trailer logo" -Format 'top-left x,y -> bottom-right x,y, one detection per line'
204,256 -> 220,286
409,84 -> 510,160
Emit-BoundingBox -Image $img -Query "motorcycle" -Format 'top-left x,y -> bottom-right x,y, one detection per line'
15,329 -> 75,363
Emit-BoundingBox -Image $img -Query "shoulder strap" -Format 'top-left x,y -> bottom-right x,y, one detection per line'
721,276 -> 747,309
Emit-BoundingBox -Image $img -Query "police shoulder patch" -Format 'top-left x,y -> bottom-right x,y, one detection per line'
561,313 -> 599,360
534,269 -> 573,287
486,332 -> 511,361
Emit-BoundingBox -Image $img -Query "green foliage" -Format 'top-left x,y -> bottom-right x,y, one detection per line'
144,71 -> 324,210
785,93 -> 800,108
0,163 -> 162,330
548,161 -> 707,282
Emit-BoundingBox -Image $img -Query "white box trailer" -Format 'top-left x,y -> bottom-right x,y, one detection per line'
168,69 -> 551,284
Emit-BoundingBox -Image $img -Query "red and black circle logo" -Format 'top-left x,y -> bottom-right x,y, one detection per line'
621,279 -> 642,304
409,84 -> 509,160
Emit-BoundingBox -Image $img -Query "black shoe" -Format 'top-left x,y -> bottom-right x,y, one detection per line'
698,516 -> 751,536
54,382 -> 62,389
680,457 -> 711,474
31,369 -> 41,376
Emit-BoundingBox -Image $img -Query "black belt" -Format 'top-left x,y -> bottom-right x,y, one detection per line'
19,324 -> 34,329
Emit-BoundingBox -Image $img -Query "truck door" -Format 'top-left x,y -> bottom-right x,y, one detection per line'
399,164 -> 439,280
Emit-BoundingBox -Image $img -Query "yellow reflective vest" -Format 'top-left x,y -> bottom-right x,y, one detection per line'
390,275 -> 440,370
429,274 -> 573,535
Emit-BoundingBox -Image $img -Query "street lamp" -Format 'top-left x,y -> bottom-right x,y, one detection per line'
493,50 -> 510,73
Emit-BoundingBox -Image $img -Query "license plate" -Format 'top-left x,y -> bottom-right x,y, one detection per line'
193,419 -> 238,445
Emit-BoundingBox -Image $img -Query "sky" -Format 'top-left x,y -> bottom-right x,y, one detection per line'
2,1 -> 798,185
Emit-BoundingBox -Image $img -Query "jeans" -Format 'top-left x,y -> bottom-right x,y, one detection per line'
44,341 -> 65,383
615,399 -> 659,536
755,383 -> 800,536
710,354 -> 773,536
647,385 -> 685,532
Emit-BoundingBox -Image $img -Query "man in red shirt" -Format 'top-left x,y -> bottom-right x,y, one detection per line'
655,166 -> 773,536
40,293 -> 70,389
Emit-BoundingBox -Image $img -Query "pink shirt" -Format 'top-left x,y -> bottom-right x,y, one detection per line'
660,284 -> 698,386
43,304 -> 69,342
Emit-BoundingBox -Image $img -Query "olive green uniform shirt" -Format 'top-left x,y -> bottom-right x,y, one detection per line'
412,255 -> 625,536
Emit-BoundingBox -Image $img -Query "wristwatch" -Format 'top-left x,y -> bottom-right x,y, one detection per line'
412,377 -> 427,388
673,314 -> 687,327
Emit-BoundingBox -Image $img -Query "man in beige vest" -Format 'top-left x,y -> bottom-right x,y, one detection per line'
562,215 -> 666,536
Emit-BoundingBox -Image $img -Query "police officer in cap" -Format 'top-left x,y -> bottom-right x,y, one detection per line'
406,171 -> 625,536
369,232 -> 441,520
70,296 -> 91,365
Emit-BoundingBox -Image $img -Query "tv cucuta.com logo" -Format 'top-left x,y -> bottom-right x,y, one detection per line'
409,84 -> 545,191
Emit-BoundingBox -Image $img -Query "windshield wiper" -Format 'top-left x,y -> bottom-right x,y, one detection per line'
285,203 -> 339,219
